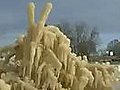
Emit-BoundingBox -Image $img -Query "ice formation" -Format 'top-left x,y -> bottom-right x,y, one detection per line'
0,2 -> 117,90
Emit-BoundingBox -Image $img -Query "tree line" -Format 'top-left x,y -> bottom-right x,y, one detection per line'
56,21 -> 101,57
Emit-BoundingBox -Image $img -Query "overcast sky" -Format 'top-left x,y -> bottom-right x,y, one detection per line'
0,0 -> 120,48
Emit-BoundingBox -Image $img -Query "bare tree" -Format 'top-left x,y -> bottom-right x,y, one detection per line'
107,39 -> 120,56
56,21 -> 101,57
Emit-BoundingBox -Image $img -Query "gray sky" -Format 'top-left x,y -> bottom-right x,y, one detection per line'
0,0 -> 120,48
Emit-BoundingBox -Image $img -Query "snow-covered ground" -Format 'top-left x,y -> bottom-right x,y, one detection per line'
111,64 -> 120,90
112,81 -> 120,90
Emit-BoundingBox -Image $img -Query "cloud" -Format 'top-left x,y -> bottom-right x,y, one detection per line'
0,0 -> 120,46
